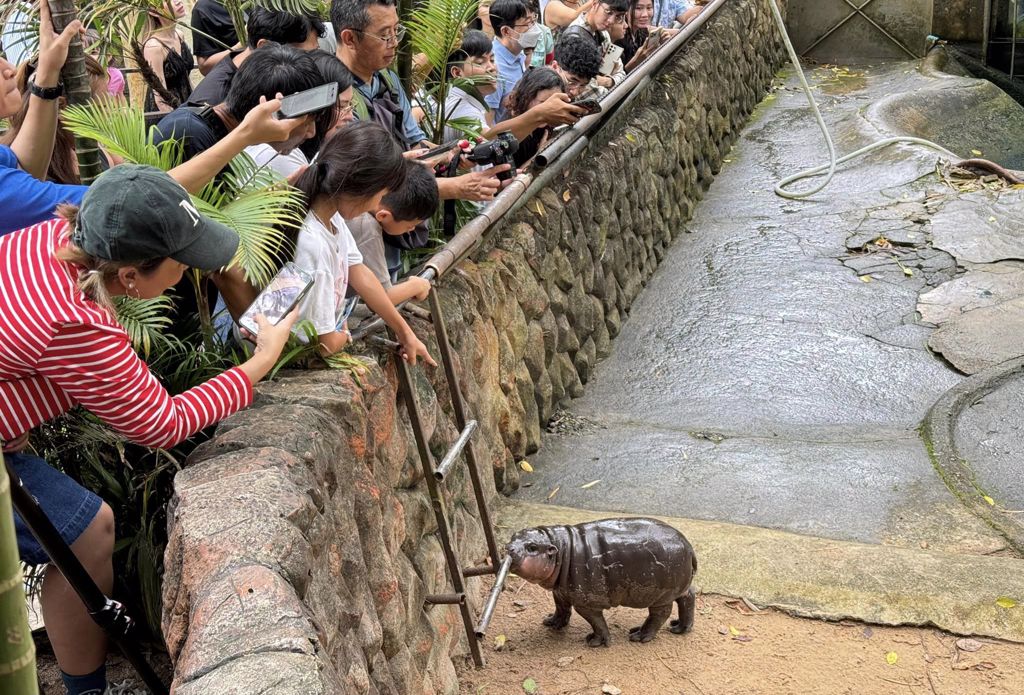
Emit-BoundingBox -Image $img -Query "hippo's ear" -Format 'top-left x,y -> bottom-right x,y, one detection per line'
545,544 -> 558,556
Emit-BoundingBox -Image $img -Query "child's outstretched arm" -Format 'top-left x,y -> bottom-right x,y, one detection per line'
349,264 -> 437,367
386,276 -> 431,306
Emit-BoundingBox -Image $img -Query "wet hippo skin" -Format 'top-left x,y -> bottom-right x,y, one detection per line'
506,518 -> 698,646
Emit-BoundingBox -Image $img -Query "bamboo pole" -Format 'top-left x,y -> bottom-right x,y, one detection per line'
0,461 -> 38,695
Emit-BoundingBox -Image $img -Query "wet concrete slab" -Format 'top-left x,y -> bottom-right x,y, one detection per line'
516,62 -> 1012,555
956,375 -> 1024,513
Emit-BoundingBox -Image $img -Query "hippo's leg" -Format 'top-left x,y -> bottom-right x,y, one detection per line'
542,592 -> 572,629
670,586 -> 696,634
574,606 -> 611,647
628,603 -> 673,643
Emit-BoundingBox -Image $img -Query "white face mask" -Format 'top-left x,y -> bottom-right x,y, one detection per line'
512,23 -> 542,50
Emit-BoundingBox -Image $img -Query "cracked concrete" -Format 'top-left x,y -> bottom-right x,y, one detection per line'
514,62 -> 1017,562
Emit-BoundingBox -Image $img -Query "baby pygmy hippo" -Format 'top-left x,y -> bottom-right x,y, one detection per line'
506,517 -> 697,647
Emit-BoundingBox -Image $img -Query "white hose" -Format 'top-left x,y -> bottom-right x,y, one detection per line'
766,0 -> 960,199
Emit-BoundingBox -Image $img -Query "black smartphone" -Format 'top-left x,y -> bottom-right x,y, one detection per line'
276,82 -> 338,120
415,139 -> 463,161
570,95 -> 602,115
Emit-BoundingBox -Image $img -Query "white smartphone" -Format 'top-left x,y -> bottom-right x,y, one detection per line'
600,44 -> 624,76
238,262 -> 314,336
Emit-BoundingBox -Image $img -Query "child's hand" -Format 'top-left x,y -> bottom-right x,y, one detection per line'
398,330 -> 437,367
405,276 -> 431,301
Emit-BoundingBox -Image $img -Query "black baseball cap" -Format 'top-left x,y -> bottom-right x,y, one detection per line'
73,165 -> 239,271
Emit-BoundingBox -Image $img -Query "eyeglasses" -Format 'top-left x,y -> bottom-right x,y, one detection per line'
337,101 -> 354,117
355,24 -> 407,46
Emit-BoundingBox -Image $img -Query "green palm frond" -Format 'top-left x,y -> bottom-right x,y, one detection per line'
407,0 -> 481,141
62,100 -> 183,170
193,155 -> 304,287
115,295 -> 175,358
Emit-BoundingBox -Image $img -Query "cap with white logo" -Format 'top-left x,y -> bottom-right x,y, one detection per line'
73,165 -> 239,271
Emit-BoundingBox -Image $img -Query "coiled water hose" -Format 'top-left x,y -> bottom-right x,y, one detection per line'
766,0 -> 961,199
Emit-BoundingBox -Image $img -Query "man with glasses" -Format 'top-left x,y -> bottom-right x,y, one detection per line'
552,31 -> 604,99
565,0 -> 628,88
487,0 -> 541,122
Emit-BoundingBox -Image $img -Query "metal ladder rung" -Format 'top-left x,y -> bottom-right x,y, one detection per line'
462,564 -> 497,577
424,593 -> 466,606
434,420 -> 478,481
474,556 -> 513,638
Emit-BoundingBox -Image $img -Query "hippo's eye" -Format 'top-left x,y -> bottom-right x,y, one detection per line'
527,543 -> 538,552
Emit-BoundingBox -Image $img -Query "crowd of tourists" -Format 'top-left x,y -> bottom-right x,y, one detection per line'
0,0 -> 708,692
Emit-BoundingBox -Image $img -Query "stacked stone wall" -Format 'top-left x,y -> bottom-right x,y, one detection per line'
161,1 -> 786,692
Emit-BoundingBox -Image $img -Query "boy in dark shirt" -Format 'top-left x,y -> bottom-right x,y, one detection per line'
191,0 -> 239,74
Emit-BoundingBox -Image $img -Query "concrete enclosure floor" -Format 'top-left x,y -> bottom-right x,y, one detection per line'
514,61 -> 1016,557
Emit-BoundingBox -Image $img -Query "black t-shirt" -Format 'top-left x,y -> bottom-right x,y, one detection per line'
152,106 -> 229,160
186,50 -> 243,106
191,0 -> 238,58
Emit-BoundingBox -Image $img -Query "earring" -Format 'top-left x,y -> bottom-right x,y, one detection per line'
128,281 -> 139,298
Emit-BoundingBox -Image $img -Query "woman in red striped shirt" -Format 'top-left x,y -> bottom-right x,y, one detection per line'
1,165 -> 297,695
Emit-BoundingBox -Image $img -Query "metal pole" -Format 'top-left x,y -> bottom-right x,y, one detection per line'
1012,0 -> 1019,79
4,457 -> 169,695
427,289 -> 504,572
474,555 -> 513,638
434,420 -> 479,482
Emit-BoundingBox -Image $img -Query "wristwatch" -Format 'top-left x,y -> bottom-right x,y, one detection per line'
29,79 -> 64,100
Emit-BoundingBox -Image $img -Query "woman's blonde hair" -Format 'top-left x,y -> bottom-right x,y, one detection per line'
54,205 -> 165,311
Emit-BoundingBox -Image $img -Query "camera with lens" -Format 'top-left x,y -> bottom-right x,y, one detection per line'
463,132 -> 519,181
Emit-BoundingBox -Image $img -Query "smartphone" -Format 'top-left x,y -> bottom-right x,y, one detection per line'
415,139 -> 464,161
276,82 -> 338,120
570,97 -> 602,115
238,262 -> 315,336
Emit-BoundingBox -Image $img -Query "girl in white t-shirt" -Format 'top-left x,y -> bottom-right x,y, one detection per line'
291,121 -> 435,364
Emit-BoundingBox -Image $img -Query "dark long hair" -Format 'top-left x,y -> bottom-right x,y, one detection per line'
294,121 -> 406,215
507,67 -> 565,118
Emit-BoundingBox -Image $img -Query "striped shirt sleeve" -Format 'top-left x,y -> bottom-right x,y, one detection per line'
0,375 -> 76,441
34,322 -> 253,449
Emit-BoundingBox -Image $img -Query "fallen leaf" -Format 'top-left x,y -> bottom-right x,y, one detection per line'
625,133 -> 637,143
602,685 -> 623,695
494,634 -> 507,651
547,486 -> 559,500
956,638 -> 983,652
996,597 -> 1017,609
556,656 -> 575,667
975,661 -> 997,671
522,677 -> 538,693
562,190 -> 571,202
860,275 -> 873,283
733,635 -> 754,642
581,479 -> 601,489
983,495 -> 995,506
972,149 -> 983,156
902,267 -> 913,277
520,461 -> 534,473
729,625 -> 741,637
513,600 -> 527,608
886,651 -> 899,666
988,216 -> 997,223
532,200 -> 545,216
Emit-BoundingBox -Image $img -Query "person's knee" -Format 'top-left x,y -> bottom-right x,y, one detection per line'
73,502 -> 116,564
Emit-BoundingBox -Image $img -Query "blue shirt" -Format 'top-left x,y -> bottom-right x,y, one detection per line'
0,146 -> 86,236
486,39 -> 526,123
653,0 -> 692,28
352,70 -> 427,147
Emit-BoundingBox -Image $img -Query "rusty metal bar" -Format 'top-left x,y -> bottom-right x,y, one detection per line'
392,337 -> 485,667
463,564 -> 497,578
424,593 -> 466,606
427,289 -> 504,573
474,555 -> 513,639
434,420 -> 478,482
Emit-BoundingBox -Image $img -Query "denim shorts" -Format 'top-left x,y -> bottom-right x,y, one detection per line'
7,453 -> 103,566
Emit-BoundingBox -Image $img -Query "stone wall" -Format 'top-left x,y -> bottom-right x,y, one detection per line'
160,1 -> 786,692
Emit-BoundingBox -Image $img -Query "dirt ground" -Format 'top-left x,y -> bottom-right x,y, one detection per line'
457,580 -> 1024,695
